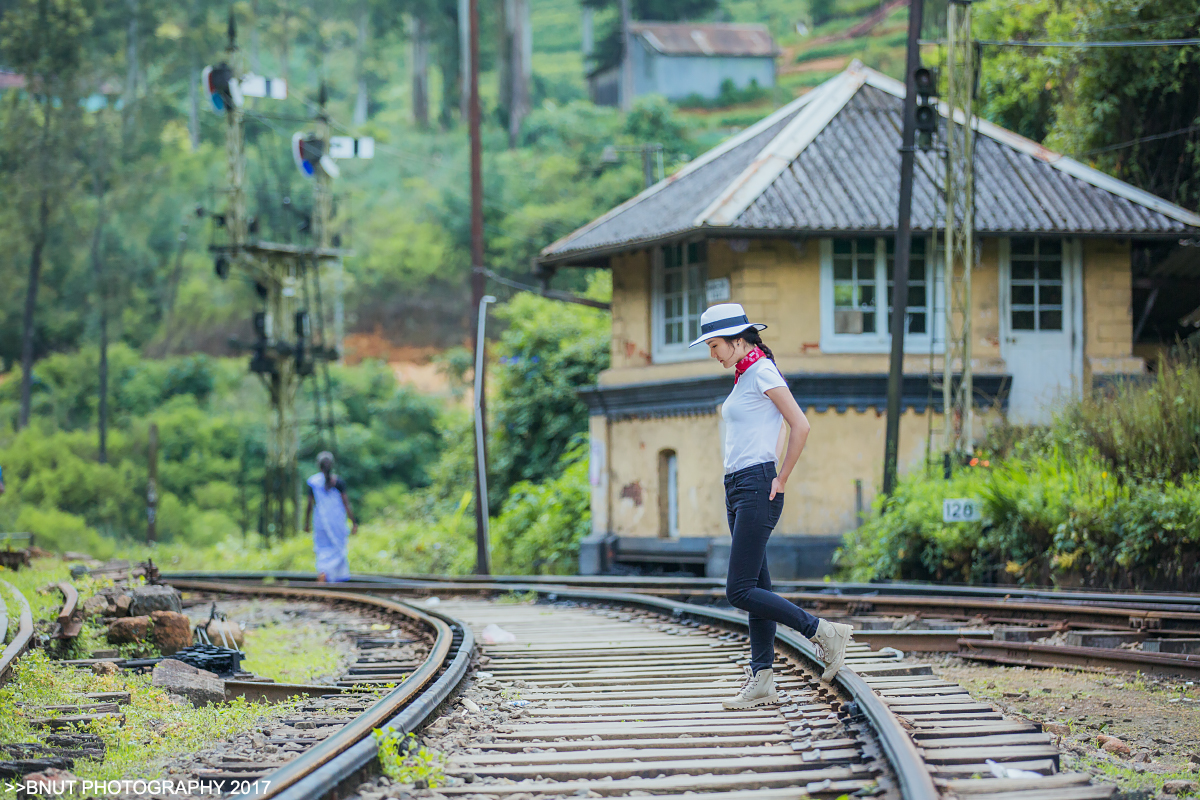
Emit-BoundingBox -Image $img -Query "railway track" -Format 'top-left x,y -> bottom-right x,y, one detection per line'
0,571 -> 1151,798
170,572 -> 1200,678
164,576 -> 1112,800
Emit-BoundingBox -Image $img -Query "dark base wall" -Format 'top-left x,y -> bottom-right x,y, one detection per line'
578,533 -> 843,580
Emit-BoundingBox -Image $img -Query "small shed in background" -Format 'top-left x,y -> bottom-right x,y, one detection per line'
589,22 -> 779,107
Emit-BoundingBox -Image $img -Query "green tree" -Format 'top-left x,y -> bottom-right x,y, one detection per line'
488,277 -> 611,506
0,0 -> 90,428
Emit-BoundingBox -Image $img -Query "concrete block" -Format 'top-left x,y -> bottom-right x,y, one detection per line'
1065,630 -> 1143,649
706,535 -> 841,580
152,659 -> 225,706
992,627 -> 1056,642
1142,638 -> 1200,655
577,533 -> 612,576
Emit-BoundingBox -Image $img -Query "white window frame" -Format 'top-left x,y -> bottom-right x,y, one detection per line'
819,236 -> 945,354
651,239 -> 709,363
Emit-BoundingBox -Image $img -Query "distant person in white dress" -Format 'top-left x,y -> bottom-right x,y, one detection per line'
303,451 -> 358,582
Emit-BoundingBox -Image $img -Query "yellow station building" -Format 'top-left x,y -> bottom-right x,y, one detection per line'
536,63 -> 1200,579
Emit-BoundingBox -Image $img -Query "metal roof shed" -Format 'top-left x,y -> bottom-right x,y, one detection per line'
545,62 -> 1200,268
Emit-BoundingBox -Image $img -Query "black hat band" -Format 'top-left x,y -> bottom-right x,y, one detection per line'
700,314 -> 750,335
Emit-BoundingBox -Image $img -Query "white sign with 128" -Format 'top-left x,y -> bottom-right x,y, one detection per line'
942,499 -> 983,523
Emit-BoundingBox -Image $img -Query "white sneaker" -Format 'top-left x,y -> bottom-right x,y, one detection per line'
722,665 -> 778,709
813,619 -> 854,681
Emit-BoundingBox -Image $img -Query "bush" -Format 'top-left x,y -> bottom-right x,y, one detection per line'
491,444 -> 592,575
841,353 -> 1200,591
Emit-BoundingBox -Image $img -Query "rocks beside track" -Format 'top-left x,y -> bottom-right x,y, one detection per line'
152,659 -> 226,706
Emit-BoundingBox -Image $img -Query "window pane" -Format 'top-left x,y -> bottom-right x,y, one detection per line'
1040,262 -> 1062,282
857,258 -> 874,281
1012,310 -> 1035,330
909,312 -> 926,334
911,238 -> 926,256
1040,239 -> 1062,257
1012,285 -> 1035,305
687,241 -> 706,264
909,261 -> 926,282
860,284 -> 875,307
834,259 -> 852,281
1012,238 -> 1036,256
687,318 -> 699,341
834,285 -> 854,306
857,237 -> 876,253
833,239 -> 853,255
1012,263 -> 1035,281
1039,309 -> 1063,330
862,312 -> 876,333
1040,284 -> 1062,305
666,321 -> 681,344
908,286 -> 925,307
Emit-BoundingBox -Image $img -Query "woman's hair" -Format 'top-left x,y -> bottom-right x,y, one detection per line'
317,451 -> 335,489
723,327 -> 776,363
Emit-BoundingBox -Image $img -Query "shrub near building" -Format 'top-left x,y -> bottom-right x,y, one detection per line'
840,354 -> 1200,591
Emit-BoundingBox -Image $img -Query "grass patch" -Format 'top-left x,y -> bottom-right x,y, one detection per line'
239,621 -> 350,684
0,649 -> 297,784
1071,752 -> 1200,794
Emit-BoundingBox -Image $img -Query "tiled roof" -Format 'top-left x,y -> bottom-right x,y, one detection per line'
632,23 -> 779,58
540,63 -> 1200,264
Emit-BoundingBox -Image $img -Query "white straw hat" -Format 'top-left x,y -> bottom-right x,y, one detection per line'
689,303 -> 767,347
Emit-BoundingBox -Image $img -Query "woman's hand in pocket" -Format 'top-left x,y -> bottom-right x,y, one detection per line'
769,476 -> 786,500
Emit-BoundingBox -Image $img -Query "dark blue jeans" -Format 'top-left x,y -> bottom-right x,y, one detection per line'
724,461 -> 821,674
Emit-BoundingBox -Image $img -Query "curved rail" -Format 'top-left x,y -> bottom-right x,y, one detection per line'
0,579 -> 34,685
171,575 -> 934,800
164,579 -> 473,800
162,569 -> 1200,610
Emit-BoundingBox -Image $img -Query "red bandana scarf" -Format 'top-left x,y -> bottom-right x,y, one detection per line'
734,347 -> 765,385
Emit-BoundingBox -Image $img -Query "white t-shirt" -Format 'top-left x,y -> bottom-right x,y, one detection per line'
721,357 -> 789,473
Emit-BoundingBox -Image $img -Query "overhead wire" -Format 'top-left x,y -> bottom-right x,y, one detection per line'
1074,125 -> 1200,158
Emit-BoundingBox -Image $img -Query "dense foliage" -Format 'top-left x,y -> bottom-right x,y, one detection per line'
841,355 -> 1200,591
975,0 -> 1200,209
0,350 -> 446,553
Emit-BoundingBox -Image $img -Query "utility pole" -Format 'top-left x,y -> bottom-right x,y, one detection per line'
943,0 -> 977,461
882,0 -> 924,496
619,0 -> 633,111
468,0 -> 489,574
147,423 -> 158,545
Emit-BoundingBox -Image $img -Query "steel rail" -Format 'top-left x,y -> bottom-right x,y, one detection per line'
166,572 -> 1200,636
163,570 -> 1200,612
0,579 -> 34,685
173,574 -> 937,800
55,582 -> 83,639
269,604 -> 474,800
958,637 -> 1200,678
165,579 -> 459,800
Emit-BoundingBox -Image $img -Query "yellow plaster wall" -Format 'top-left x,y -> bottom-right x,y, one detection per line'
1082,239 -> 1142,378
607,413 -> 727,539
611,250 -> 652,370
599,236 -> 1009,385
604,406 -> 958,539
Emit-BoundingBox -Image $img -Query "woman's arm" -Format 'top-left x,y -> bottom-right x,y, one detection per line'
339,489 -> 359,535
765,386 -> 811,500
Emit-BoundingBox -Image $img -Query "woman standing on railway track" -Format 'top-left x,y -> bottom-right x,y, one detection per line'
690,303 -> 855,709
304,451 -> 358,582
